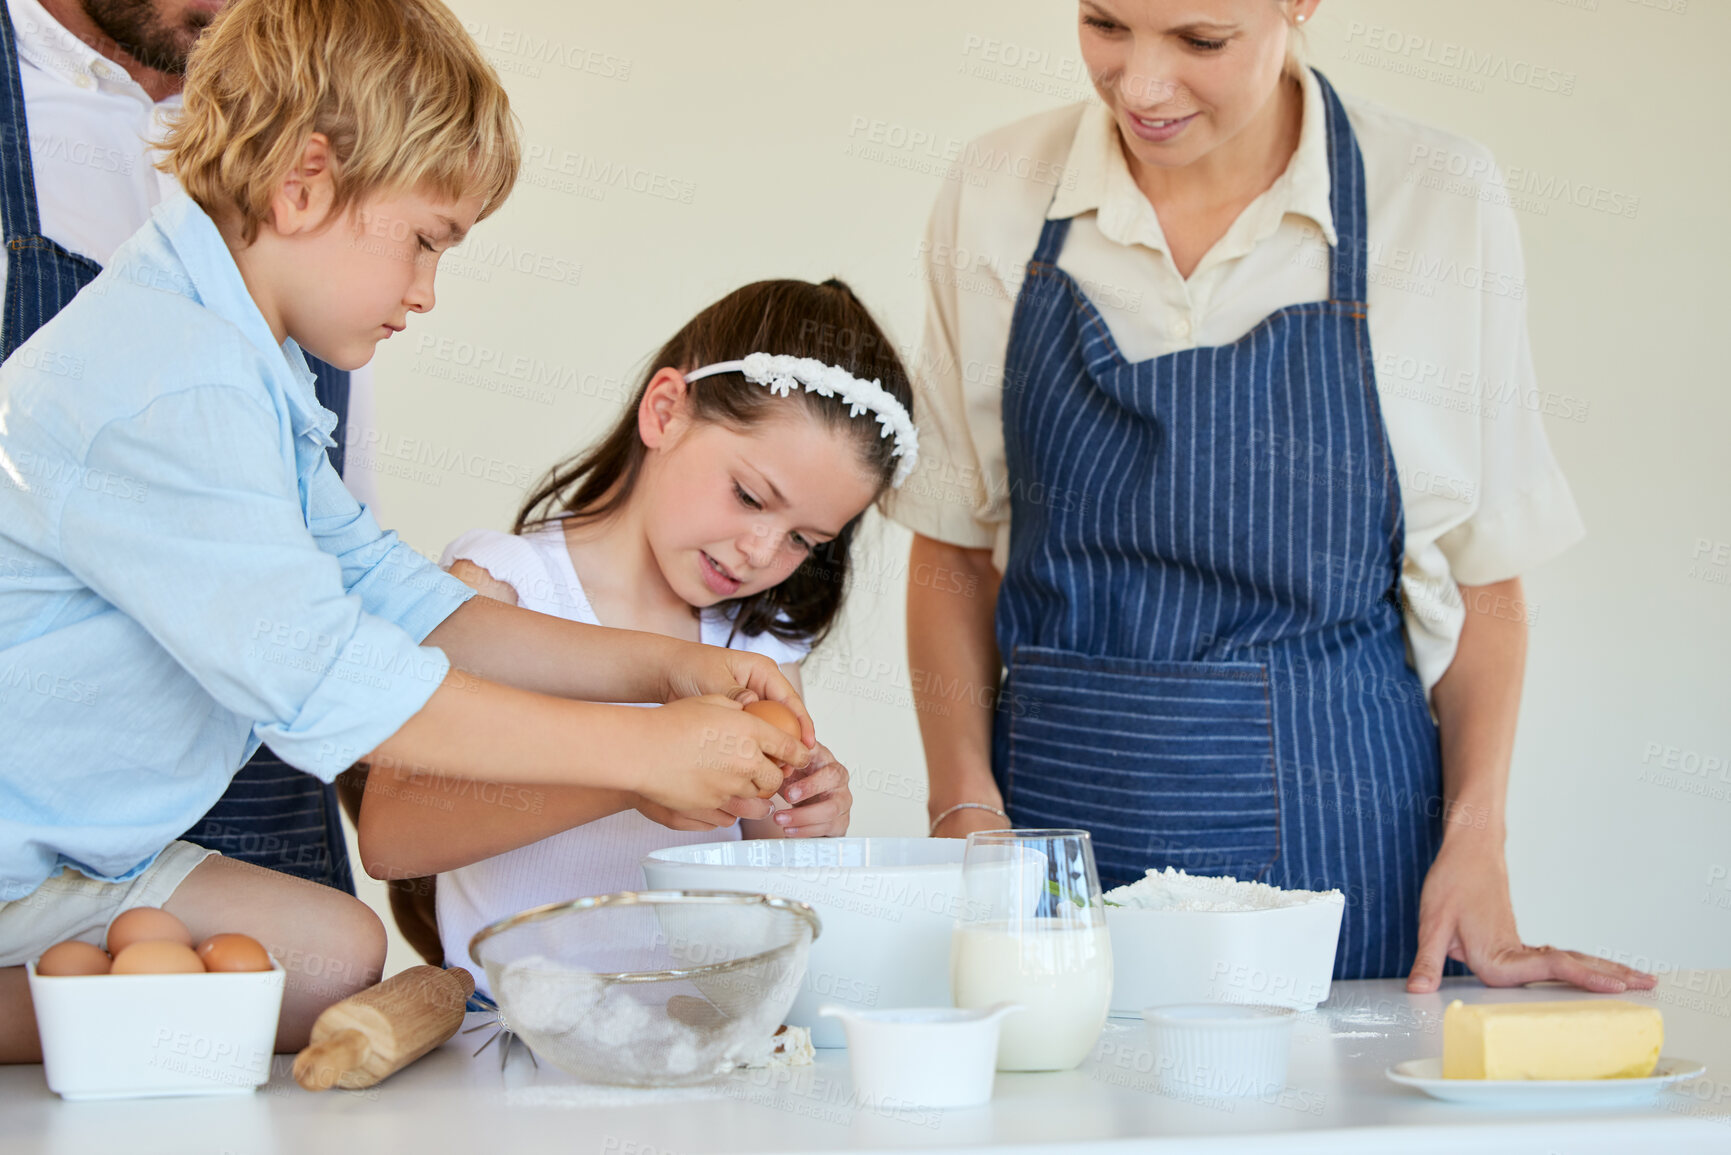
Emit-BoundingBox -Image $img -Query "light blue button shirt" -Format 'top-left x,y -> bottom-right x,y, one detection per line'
0,193 -> 475,900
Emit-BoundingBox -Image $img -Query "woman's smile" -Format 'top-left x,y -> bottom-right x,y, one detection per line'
1125,109 -> 1200,142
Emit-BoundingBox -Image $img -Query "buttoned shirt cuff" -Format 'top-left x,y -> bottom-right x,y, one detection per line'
1438,467 -> 1586,587
367,543 -> 477,643
253,614 -> 454,782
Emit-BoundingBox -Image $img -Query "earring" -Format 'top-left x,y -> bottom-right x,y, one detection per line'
1296,13 -> 1308,22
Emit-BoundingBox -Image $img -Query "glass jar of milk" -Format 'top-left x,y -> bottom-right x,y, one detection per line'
950,829 -> 1112,1071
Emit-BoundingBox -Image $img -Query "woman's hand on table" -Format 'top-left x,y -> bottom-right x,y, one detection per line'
1407,829 -> 1658,994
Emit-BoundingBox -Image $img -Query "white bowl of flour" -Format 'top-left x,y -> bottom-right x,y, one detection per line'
1102,869 -> 1345,1015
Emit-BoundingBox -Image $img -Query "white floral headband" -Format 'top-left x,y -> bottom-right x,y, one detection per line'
683,352 -> 920,488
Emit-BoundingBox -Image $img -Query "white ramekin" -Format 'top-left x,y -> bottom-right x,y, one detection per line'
1141,1003 -> 1296,1098
820,1003 -> 1022,1109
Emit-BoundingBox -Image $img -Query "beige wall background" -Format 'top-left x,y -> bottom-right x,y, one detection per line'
346,0 -> 1731,979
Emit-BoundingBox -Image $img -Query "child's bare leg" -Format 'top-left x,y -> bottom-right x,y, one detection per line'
0,968 -> 41,1063
0,858 -> 383,1062
164,856 -> 385,1052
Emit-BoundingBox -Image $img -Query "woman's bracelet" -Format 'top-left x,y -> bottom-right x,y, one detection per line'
929,801 -> 1009,836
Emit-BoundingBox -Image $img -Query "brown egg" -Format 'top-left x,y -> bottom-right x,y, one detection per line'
743,700 -> 806,798
111,940 -> 205,974
36,940 -> 111,976
196,933 -> 272,973
106,906 -> 194,956
744,699 -> 802,739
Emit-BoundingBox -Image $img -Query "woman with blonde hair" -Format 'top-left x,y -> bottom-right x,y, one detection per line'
893,0 -> 1652,993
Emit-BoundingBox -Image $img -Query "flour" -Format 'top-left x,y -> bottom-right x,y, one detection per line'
505,1085 -> 730,1108
498,956 -> 606,1034
738,1024 -> 814,1069
492,954 -> 800,1085
1103,867 -> 1343,912
1334,1007 -> 1430,1029
496,956 -> 714,1080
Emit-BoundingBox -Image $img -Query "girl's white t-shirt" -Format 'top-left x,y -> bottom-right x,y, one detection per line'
434,523 -> 810,990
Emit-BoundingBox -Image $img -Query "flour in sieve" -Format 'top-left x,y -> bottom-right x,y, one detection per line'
498,955 -> 606,1033
496,956 -> 717,1079
1103,867 -> 1343,912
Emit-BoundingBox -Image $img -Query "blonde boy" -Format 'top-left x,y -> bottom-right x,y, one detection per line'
0,0 -> 808,1063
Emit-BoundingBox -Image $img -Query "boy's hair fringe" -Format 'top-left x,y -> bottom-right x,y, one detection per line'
159,0 -> 520,242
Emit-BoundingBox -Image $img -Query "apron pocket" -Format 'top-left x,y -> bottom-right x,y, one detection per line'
1002,646 -> 1281,886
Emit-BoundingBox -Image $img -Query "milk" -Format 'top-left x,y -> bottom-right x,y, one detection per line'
950,919 -> 1113,1071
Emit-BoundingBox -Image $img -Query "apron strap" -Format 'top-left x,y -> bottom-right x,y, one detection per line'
307,354 -> 349,475
0,3 -> 42,243
1030,212 -> 1072,268
1311,68 -> 1370,305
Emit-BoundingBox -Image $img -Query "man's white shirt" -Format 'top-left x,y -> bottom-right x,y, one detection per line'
2,0 -> 377,509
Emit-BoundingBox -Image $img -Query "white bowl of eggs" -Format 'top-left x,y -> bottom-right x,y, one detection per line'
28,906 -> 284,1100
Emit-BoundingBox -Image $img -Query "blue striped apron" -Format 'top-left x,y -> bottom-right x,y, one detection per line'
993,72 -> 1446,980
0,5 -> 355,892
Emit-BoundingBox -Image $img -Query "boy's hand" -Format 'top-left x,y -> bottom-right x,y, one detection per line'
634,799 -> 739,832
771,742 -> 852,838
635,790 -> 775,831
634,790 -> 778,834
634,695 -> 809,811
661,644 -> 816,746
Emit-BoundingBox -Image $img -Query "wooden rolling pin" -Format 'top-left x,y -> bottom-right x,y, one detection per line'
292,965 -> 475,1091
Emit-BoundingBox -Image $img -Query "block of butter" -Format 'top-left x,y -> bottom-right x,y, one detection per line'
1443,999 -> 1663,1080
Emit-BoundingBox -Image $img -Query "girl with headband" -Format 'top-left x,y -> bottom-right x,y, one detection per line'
355,279 -> 917,987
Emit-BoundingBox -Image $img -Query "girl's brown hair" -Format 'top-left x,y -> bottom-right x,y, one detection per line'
517,279 -> 914,650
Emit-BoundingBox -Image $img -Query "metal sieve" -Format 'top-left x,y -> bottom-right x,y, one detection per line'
469,890 -> 820,1087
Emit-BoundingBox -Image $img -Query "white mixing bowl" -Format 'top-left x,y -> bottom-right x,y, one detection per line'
642,838 -> 965,1047
1106,898 -> 1344,1015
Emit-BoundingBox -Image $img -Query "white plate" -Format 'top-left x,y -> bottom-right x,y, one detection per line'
1386,1056 -> 1706,1108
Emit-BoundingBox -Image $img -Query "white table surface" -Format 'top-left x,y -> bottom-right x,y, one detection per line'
5,970 -> 1728,1154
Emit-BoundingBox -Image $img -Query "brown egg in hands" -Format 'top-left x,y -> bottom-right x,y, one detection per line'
743,699 -> 807,800
111,939 -> 205,974
196,933 -> 273,973
744,699 -> 801,741
36,940 -> 112,976
105,906 -> 194,956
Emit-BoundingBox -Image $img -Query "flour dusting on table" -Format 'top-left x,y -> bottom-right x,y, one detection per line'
505,1084 -> 731,1109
